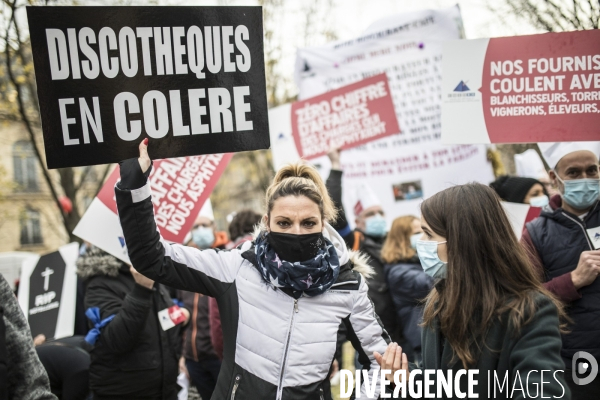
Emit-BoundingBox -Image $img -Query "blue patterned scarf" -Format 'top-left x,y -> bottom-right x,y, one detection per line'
254,232 -> 340,298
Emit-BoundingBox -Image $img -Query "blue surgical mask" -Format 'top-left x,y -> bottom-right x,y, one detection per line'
365,214 -> 387,237
410,233 -> 422,249
192,227 -> 215,249
556,176 -> 600,210
529,195 -> 549,208
416,240 -> 447,279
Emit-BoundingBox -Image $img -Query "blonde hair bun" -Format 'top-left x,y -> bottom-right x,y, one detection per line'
265,162 -> 337,222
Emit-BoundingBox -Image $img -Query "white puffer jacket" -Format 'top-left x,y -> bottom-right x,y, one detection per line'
115,159 -> 390,400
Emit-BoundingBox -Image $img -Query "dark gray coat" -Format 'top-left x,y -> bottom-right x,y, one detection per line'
384,257 -> 433,359
410,294 -> 569,399
0,274 -> 56,400
77,247 -> 181,400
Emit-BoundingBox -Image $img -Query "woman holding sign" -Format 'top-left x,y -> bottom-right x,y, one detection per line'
374,183 -> 570,399
115,140 -> 389,400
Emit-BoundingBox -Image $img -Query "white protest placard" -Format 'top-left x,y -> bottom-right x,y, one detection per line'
273,6 -> 494,222
18,242 -> 79,340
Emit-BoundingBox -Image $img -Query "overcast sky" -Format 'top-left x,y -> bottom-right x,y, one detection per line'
170,0 -> 543,39
12,0 -> 546,98
165,0 -> 544,96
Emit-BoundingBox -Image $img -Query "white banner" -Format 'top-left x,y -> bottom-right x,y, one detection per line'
501,202 -> 542,240
270,6 -> 494,223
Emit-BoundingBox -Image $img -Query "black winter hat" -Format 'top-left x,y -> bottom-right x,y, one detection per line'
489,175 -> 544,204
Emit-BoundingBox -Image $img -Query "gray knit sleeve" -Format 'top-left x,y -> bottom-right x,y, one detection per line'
1,275 -> 56,400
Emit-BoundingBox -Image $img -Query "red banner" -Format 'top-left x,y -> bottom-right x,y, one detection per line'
291,73 -> 400,159
97,154 -> 232,244
443,30 -> 600,144
483,30 -> 600,143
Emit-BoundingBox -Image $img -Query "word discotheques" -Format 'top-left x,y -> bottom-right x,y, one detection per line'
27,6 -> 269,168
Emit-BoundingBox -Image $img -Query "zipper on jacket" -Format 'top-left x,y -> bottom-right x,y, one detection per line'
330,280 -> 358,288
319,387 -> 325,400
561,212 -> 594,249
231,374 -> 241,400
276,299 -> 298,400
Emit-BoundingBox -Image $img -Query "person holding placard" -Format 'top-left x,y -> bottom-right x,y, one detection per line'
522,142 -> 600,398
113,140 -> 389,399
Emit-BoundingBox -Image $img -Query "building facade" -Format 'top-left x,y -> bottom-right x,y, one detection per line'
0,121 -> 68,254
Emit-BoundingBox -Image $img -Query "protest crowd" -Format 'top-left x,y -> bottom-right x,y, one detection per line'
1,3 -> 600,400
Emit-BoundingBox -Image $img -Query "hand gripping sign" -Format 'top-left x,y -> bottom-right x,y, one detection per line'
442,29 -> 600,144
27,6 -> 269,168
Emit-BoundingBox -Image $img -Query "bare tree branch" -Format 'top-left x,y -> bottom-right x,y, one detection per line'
587,0 -> 599,27
545,0 -> 580,29
495,0 -> 599,32
93,164 -> 113,198
74,166 -> 92,192
3,0 -> 68,229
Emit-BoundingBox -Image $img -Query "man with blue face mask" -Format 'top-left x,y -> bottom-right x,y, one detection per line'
522,141 -> 600,400
326,149 -> 400,349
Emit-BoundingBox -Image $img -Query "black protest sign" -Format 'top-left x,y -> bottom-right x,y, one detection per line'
27,6 -> 269,169
18,243 -> 78,340
27,252 -> 65,338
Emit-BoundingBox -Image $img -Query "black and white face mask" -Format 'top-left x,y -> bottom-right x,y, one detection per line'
266,231 -> 325,263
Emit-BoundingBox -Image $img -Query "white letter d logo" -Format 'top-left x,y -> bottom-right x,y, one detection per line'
572,351 -> 598,386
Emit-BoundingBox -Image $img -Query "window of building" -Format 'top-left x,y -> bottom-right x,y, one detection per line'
20,208 -> 43,245
13,140 -> 38,192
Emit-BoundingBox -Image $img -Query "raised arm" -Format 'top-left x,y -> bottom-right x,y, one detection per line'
326,149 -> 354,247
115,141 -> 244,297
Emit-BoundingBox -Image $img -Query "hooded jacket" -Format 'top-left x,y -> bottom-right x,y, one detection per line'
77,247 -> 182,400
115,159 -> 390,400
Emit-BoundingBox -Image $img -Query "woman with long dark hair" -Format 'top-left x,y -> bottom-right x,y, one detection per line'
375,183 -> 569,399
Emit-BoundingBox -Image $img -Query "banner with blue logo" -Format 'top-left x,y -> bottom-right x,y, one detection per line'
442,30 -> 600,144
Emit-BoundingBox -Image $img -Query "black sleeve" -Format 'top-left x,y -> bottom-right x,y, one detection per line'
118,158 -> 152,190
84,279 -> 153,354
326,169 -> 354,248
115,158 -> 243,297
334,321 -> 347,367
